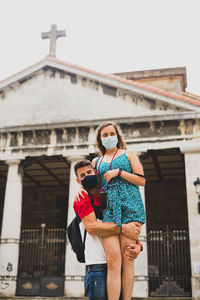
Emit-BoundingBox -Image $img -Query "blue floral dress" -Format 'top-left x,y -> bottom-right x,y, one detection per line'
97,151 -> 146,226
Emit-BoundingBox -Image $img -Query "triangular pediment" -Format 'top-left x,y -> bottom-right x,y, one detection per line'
0,57 -> 200,130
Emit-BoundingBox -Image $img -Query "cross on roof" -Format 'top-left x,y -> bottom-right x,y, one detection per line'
41,24 -> 66,57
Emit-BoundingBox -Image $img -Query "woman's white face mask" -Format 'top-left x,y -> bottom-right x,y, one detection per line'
102,136 -> 118,150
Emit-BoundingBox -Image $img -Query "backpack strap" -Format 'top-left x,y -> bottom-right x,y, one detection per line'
87,191 -> 95,207
87,191 -> 103,220
75,213 -> 87,244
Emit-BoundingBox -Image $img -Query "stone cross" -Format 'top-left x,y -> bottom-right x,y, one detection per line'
41,24 -> 66,57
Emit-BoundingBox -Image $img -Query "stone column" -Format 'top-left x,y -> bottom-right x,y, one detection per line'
132,184 -> 148,298
182,148 -> 200,299
64,155 -> 86,297
0,159 -> 23,296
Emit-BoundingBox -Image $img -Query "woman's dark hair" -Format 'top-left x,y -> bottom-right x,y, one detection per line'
95,121 -> 126,155
74,160 -> 93,177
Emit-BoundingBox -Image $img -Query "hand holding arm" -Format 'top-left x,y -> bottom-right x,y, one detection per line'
122,222 -> 141,240
103,151 -> 145,186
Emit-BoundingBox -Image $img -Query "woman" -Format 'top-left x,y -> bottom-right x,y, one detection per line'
93,121 -> 145,300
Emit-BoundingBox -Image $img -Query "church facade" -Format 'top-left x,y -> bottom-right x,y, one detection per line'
0,56 -> 200,298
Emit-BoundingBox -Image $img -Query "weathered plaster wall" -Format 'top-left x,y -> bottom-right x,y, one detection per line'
136,75 -> 184,94
0,69 -> 168,129
1,117 -> 200,160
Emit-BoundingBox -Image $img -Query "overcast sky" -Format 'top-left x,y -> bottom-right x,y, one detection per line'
0,0 -> 200,95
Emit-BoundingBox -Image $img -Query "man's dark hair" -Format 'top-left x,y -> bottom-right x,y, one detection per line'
74,160 -> 93,177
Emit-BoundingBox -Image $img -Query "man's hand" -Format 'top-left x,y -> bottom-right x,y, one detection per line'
124,243 -> 142,260
122,222 -> 141,240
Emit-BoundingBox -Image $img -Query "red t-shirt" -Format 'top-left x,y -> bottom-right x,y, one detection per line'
73,192 -> 100,220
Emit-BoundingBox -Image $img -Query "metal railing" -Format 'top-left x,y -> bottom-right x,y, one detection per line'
18,224 -> 66,278
147,225 -> 192,297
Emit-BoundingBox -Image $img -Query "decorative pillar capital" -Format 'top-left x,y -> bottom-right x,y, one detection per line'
5,159 -> 23,177
5,159 -> 21,166
180,141 -> 200,154
135,151 -> 147,162
66,155 -> 86,164
135,151 -> 146,156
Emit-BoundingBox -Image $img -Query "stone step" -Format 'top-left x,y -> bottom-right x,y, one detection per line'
0,298 -> 88,300
0,298 -> 193,300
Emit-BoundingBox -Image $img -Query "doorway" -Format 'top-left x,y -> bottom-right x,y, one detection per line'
16,155 -> 69,297
142,148 -> 192,297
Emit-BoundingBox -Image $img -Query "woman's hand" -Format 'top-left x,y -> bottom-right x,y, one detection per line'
74,187 -> 87,202
104,169 -> 119,183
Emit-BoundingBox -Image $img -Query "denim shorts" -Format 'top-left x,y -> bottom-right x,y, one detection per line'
84,264 -> 107,300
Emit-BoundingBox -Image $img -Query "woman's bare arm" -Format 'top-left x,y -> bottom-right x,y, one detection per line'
104,150 -> 145,186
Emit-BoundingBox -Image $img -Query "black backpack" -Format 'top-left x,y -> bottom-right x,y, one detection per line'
67,193 -> 95,263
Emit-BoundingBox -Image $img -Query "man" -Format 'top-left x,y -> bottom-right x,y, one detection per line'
73,159 -> 143,300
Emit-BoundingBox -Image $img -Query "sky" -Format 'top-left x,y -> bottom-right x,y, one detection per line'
0,0 -> 200,95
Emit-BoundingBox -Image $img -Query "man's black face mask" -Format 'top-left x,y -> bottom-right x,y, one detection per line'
81,175 -> 97,190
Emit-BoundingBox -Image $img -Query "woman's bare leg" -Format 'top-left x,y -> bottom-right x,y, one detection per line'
120,234 -> 136,300
103,235 -> 122,300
